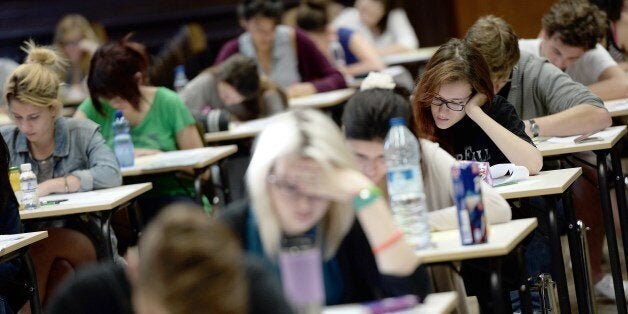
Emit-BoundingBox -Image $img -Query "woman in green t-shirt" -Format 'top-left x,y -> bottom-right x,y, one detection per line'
74,36 -> 205,222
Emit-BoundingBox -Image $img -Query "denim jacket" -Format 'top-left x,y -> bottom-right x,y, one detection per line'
0,117 -> 122,191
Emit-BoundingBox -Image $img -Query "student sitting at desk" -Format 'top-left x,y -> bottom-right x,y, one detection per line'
180,54 -> 286,133
1,42 -> 122,310
74,37 -> 205,222
412,39 -> 542,175
220,109 -> 426,306
465,16 -> 619,301
46,203 -> 292,314
296,0 -> 385,77
518,0 -> 628,101
53,14 -> 102,105
342,74 -> 512,313
331,0 -> 418,56
215,0 -> 346,98
0,137 -> 23,314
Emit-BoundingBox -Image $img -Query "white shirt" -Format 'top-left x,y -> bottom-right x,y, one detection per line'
331,7 -> 419,50
519,38 -> 617,86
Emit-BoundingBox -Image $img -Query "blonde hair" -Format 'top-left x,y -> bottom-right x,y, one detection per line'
5,41 -> 66,109
53,14 -> 101,81
247,109 -> 356,260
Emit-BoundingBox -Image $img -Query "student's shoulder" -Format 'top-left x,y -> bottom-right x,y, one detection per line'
59,117 -> 100,133
0,123 -> 17,138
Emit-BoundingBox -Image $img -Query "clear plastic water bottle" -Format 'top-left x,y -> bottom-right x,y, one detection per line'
173,65 -> 189,93
383,117 -> 430,251
112,110 -> 135,168
19,163 -> 38,210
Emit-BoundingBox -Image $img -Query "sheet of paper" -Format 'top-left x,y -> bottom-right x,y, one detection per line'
546,128 -> 619,143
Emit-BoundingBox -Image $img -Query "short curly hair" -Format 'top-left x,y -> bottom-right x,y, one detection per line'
464,15 -> 520,83
542,0 -> 608,50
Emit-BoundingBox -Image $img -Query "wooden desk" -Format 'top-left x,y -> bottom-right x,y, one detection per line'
0,231 -> 48,260
23,183 -> 152,260
23,183 -> 152,220
536,126 -> 626,157
536,126 -> 628,312
382,46 -> 439,66
121,146 -> 237,205
494,168 -> 581,199
494,168 -> 589,313
288,88 -> 355,109
604,98 -> 628,117
417,218 -> 536,263
417,218 -> 537,313
0,231 -> 48,314
322,291 -> 457,314
204,117 -> 280,144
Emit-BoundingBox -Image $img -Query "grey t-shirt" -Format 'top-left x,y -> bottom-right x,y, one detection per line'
505,51 -> 604,120
179,70 -> 223,120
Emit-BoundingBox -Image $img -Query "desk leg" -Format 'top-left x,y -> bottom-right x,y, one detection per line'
99,211 -> 114,260
596,150 -> 628,312
611,148 -> 628,273
24,252 -> 41,314
193,169 -> 203,205
516,245 -> 533,314
546,196 -> 571,314
489,258 -> 512,313
563,191 -> 595,313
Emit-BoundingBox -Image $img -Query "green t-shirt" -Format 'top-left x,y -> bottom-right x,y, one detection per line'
78,87 -> 197,198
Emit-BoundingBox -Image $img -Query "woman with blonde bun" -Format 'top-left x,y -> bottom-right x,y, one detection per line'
0,41 -> 121,310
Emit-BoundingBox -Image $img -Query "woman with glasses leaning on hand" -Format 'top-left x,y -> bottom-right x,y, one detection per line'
412,38 -> 541,175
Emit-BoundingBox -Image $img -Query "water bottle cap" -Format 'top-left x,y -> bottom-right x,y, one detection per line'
114,110 -> 123,119
9,166 -> 18,171
20,163 -> 32,172
389,117 -> 406,126
175,65 -> 185,73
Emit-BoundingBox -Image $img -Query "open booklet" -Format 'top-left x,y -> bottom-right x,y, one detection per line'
489,163 -> 529,187
458,161 -> 529,187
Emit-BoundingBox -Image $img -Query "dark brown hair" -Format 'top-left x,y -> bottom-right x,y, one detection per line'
542,0 -> 608,50
412,38 -> 494,152
296,0 -> 328,33
87,34 -> 150,116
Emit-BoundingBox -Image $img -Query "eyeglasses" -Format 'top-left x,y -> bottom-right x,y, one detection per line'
267,174 -> 326,203
431,94 -> 472,111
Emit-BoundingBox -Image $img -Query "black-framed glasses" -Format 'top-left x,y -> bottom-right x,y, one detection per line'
431,94 -> 472,111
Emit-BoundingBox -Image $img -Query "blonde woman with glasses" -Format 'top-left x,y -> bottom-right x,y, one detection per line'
220,109 -> 427,306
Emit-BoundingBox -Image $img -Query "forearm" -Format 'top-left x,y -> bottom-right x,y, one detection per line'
588,77 -> 628,101
38,175 -> 80,196
468,107 -> 542,174
529,105 -> 612,137
357,198 -> 420,276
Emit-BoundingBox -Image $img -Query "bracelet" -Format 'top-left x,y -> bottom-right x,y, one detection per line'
352,185 -> 383,213
372,230 -> 404,255
63,175 -> 69,193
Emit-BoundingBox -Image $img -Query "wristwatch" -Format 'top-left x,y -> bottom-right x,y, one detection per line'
529,119 -> 540,138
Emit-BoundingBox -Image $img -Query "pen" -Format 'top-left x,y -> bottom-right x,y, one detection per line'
39,199 -> 69,206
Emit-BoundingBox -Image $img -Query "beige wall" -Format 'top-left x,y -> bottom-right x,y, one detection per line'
453,0 -> 555,39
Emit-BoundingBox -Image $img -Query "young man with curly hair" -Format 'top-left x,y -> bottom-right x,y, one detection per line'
465,15 -> 621,303
519,0 -> 628,100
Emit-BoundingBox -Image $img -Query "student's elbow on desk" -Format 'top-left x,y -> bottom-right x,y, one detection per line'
526,151 -> 543,175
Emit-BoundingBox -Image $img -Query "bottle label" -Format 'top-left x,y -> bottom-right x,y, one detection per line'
20,179 -> 37,191
386,165 -> 423,196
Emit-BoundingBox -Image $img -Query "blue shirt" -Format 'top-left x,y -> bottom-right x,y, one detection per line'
1,117 -> 122,191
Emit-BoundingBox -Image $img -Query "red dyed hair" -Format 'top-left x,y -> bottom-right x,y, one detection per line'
87,34 -> 150,115
411,38 -> 494,152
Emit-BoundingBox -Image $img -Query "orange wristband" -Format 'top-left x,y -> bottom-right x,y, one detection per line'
372,230 -> 404,254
